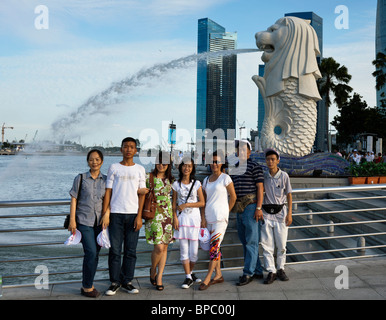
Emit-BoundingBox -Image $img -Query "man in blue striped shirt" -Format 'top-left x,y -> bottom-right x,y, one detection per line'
230,140 -> 264,286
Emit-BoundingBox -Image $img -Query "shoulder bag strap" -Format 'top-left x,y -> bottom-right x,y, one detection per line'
76,173 -> 83,210
185,179 -> 197,204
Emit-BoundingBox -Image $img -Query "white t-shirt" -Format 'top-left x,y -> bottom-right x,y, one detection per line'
106,162 -> 146,214
172,180 -> 201,216
203,173 -> 233,223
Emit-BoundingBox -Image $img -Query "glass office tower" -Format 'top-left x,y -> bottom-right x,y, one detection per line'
376,0 -> 386,112
196,18 -> 237,139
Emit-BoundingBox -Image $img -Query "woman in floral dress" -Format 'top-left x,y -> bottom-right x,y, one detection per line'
145,151 -> 174,291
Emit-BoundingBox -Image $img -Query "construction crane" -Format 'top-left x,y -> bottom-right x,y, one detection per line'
237,119 -> 245,140
2,123 -> 14,144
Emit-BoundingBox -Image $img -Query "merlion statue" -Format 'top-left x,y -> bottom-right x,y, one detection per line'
252,16 -> 322,157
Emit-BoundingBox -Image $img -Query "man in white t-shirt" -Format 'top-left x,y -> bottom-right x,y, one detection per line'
101,137 -> 146,296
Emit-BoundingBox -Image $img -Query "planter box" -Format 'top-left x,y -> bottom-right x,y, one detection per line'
379,176 -> 386,184
366,177 -> 379,184
348,177 -> 366,185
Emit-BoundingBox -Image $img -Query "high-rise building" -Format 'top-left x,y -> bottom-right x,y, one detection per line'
376,0 -> 386,112
196,18 -> 237,140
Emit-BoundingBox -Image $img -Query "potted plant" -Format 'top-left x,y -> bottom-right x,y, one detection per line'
362,162 -> 379,184
378,163 -> 386,184
347,164 -> 366,185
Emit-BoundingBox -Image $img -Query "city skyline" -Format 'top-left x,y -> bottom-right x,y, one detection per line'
0,0 -> 379,149
196,18 -> 237,141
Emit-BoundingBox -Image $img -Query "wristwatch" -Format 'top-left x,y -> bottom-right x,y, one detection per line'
256,207 -> 262,211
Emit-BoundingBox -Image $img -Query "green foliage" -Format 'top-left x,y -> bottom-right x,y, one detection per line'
347,162 -> 386,177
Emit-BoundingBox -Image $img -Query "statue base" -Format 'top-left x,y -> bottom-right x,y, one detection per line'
250,152 -> 349,176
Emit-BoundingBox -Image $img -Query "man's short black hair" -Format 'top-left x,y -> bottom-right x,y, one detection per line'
121,137 -> 137,147
265,150 -> 279,159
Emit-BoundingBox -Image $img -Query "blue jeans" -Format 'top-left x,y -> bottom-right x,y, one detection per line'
77,224 -> 102,289
108,213 -> 139,285
236,203 -> 263,276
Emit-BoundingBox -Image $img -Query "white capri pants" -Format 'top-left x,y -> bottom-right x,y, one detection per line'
179,239 -> 199,263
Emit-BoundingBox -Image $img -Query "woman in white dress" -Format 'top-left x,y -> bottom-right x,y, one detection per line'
199,151 -> 236,290
172,157 -> 205,289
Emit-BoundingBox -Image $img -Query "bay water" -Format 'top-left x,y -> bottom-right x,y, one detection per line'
0,153 -> 180,286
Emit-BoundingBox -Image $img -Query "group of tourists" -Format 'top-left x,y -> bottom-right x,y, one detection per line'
68,137 -> 292,298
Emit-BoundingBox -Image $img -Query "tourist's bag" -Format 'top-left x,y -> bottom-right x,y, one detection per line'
231,193 -> 256,213
262,204 -> 284,214
142,173 -> 156,220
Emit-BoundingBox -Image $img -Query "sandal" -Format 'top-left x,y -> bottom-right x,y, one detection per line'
199,282 -> 210,291
150,268 -> 157,286
210,276 -> 224,285
156,284 -> 164,291
155,275 -> 164,291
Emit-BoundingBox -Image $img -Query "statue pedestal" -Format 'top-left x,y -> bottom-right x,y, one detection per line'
250,152 -> 349,176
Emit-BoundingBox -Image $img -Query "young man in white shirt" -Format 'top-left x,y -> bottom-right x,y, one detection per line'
102,137 -> 146,295
261,148 -> 292,284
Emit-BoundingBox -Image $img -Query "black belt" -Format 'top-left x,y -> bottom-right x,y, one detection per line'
262,204 -> 284,214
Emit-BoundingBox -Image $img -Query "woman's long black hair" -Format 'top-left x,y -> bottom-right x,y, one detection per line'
178,157 -> 196,184
152,151 -> 174,183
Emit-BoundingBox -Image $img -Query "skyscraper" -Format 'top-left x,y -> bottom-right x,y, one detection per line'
376,0 -> 386,111
196,18 -> 237,140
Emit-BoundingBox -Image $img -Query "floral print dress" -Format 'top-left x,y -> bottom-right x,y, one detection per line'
145,174 -> 174,245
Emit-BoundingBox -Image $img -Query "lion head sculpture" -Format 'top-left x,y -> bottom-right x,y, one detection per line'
254,16 -> 322,101
252,16 -> 322,157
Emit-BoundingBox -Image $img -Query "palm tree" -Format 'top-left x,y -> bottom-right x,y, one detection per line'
318,57 -> 353,151
372,51 -> 386,109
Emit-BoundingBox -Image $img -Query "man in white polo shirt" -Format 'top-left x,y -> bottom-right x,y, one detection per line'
261,148 -> 292,284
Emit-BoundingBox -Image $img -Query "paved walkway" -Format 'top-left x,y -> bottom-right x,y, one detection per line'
2,257 -> 386,301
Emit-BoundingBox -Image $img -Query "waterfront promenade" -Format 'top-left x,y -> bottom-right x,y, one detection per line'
2,257 -> 386,300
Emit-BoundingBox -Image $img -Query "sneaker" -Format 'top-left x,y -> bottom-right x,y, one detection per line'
237,274 -> 253,286
122,282 -> 139,294
181,278 -> 194,289
277,269 -> 289,281
191,273 -> 202,283
264,272 -> 277,284
105,283 -> 121,296
252,273 -> 264,280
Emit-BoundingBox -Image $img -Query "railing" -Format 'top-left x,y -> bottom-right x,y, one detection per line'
1,184 -> 386,288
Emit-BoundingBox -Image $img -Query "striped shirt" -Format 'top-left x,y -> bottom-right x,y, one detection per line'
230,158 -> 264,198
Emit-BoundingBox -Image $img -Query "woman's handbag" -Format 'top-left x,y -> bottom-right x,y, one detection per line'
231,193 -> 257,213
64,173 -> 83,229
142,173 -> 157,220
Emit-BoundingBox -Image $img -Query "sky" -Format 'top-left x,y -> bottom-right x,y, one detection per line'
0,0 -> 378,150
